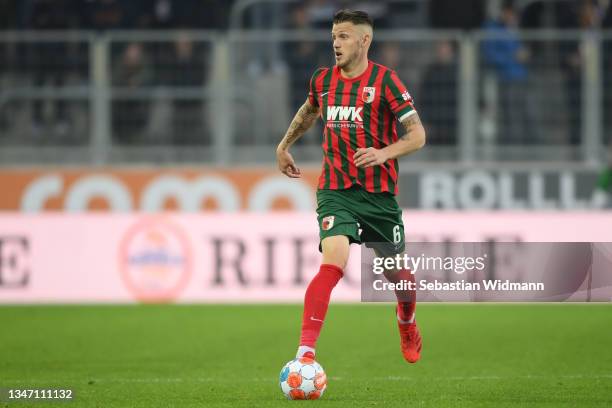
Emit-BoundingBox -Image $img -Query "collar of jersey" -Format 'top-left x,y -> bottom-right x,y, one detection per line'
335,60 -> 373,82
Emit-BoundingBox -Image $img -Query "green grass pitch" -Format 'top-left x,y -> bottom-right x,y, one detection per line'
1,304 -> 611,407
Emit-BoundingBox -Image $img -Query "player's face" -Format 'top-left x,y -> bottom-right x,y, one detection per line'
331,22 -> 366,69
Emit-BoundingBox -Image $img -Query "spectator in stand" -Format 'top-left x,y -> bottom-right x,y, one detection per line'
147,0 -> 179,29
163,34 -> 209,145
520,1 -> 564,56
419,41 -> 458,145
135,0 -> 195,29
27,0 -> 81,139
557,0 -> 601,145
282,4 -> 328,144
377,41 -> 402,70
285,5 -> 325,111
482,0 -> 536,144
112,43 -> 153,143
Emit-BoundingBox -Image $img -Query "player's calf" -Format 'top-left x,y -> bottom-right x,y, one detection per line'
297,263 -> 343,358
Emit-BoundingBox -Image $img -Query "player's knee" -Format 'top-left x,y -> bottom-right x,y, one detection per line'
321,235 -> 350,269
322,252 -> 348,270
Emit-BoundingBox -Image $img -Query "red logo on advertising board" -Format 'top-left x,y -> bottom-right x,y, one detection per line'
119,217 -> 192,302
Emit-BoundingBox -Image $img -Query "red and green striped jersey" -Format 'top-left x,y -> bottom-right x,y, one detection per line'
308,60 -> 416,195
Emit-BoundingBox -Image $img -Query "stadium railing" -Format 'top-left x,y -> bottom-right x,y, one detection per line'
0,29 -> 609,166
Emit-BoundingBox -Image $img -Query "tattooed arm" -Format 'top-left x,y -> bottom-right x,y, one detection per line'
384,112 -> 427,159
276,99 -> 321,178
354,112 -> 426,168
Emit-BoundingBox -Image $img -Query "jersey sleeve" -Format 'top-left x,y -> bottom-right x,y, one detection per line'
307,68 -> 324,107
383,70 -> 416,122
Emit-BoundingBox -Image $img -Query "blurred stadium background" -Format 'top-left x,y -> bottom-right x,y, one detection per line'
1,1 -> 611,406
0,0 -> 611,300
0,0 -> 610,205
0,0 -> 609,165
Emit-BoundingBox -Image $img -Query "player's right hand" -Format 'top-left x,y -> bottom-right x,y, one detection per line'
277,149 -> 301,178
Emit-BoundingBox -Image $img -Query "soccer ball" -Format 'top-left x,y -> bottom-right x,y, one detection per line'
279,356 -> 327,400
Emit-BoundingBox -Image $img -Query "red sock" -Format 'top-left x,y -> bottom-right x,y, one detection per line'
299,264 -> 343,348
394,269 -> 416,323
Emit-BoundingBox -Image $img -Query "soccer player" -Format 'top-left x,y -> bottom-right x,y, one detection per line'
276,10 -> 426,363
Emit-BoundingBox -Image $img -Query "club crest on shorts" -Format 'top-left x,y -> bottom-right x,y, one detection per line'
322,216 -> 335,230
362,87 -> 376,103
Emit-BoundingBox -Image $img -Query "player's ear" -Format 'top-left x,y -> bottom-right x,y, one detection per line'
363,32 -> 372,48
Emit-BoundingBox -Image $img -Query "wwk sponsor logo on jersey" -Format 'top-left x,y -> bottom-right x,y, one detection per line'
326,106 -> 364,129
327,106 -> 363,121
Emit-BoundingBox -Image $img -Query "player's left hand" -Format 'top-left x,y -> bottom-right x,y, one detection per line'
353,147 -> 388,168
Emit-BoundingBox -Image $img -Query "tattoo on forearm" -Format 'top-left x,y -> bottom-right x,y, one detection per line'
279,101 -> 320,150
400,113 -> 422,140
